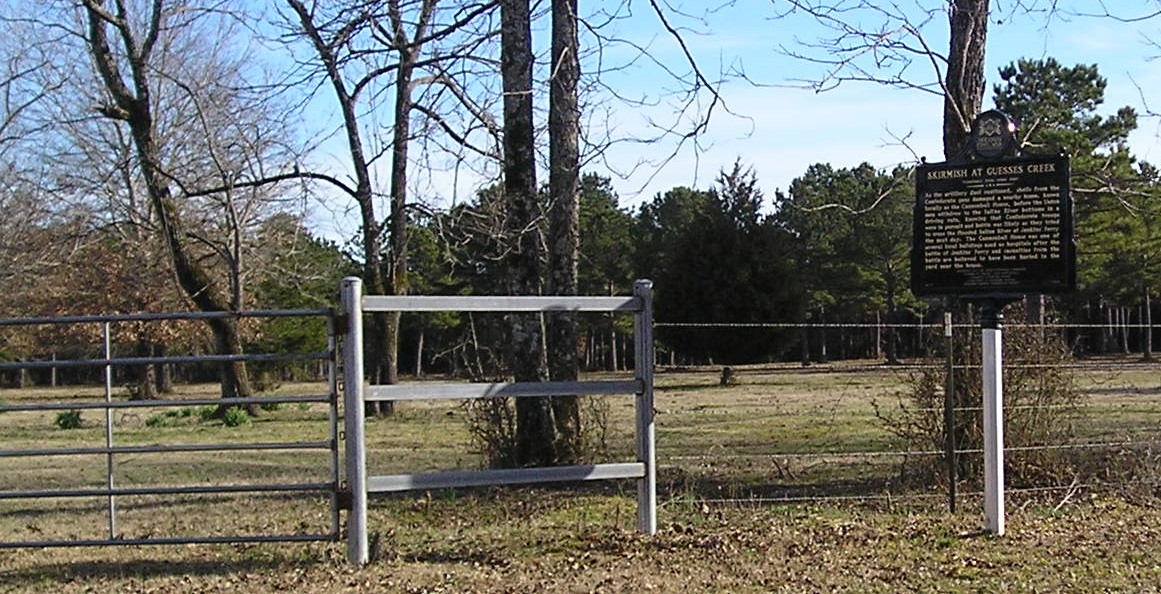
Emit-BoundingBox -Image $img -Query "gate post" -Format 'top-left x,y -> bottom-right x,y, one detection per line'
633,279 -> 657,535
340,277 -> 369,565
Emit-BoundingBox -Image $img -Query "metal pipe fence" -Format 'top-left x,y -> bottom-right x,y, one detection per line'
0,309 -> 341,549
2,310 -> 1159,556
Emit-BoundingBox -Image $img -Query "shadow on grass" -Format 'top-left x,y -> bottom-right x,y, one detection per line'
0,554 -> 329,584
0,491 -> 332,521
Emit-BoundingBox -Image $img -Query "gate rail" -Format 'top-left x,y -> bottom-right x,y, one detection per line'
0,309 -> 341,549
340,278 -> 657,566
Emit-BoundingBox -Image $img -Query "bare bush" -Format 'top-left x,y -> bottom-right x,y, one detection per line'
878,304 -> 1087,489
465,396 -> 609,469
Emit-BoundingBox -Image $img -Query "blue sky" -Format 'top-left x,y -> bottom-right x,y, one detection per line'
303,2 -> 1161,240
587,1 -> 1161,209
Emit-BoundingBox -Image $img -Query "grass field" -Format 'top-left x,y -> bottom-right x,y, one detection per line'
3,358 -> 1161,592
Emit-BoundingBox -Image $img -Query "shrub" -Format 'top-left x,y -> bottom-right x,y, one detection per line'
464,398 -> 519,469
878,304 -> 1086,488
464,396 -> 609,469
222,406 -> 251,427
55,409 -> 83,430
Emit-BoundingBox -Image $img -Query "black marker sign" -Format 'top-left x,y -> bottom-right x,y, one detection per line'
911,154 -> 1074,296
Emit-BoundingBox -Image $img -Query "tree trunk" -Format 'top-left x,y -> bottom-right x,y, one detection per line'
156,343 -> 174,394
943,0 -> 990,160
133,341 -> 158,401
1102,299 -> 1112,354
501,0 -> 553,467
415,325 -> 424,378
84,2 -> 253,412
1145,292 -> 1154,361
381,1 -> 436,414
546,0 -> 583,464
285,0 -> 390,417
1122,307 -> 1131,354
610,327 -> 619,372
800,324 -> 811,366
885,278 -> 900,365
875,311 -> 883,360
817,307 -> 828,364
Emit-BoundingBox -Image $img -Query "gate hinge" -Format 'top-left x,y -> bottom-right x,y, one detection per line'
334,313 -> 350,334
336,488 -> 353,511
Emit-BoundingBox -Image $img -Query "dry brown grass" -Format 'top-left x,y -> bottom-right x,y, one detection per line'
3,360 -> 1161,592
3,493 -> 1161,593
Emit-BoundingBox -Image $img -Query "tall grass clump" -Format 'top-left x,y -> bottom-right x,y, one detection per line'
222,405 -> 252,427
55,409 -> 83,430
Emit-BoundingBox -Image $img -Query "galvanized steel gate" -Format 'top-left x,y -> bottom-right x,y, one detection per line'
339,277 -> 657,566
0,310 -> 341,549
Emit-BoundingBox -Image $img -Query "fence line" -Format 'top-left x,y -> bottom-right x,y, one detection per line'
665,438 -> 1161,463
655,321 -> 1161,330
3,310 -> 1160,556
685,483 -> 1089,507
0,308 -> 330,327
650,347 -> 1161,513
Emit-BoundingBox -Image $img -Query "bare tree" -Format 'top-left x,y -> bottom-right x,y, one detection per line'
461,1 -> 740,464
68,0 -> 304,410
777,0 -> 992,160
575,2 -> 742,190
0,16 -> 80,294
546,0 -> 582,462
282,0 -> 499,415
284,0 -> 392,415
943,0 -> 989,159
500,0 -> 553,466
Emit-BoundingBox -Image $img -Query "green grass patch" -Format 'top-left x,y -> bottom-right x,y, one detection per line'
145,407 -> 196,428
54,409 -> 83,430
221,406 -> 251,427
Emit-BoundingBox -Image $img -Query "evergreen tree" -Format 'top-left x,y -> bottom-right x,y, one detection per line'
775,163 -> 917,361
994,58 -> 1158,355
640,162 -> 805,364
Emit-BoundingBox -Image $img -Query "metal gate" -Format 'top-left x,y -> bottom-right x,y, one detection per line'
0,310 -> 341,548
339,277 -> 657,566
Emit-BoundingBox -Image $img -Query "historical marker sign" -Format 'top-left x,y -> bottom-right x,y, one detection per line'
911,154 -> 1074,296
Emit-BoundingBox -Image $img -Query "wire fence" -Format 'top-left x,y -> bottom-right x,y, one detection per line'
3,314 -> 1159,529
653,317 -> 1161,369
647,341 -> 1161,510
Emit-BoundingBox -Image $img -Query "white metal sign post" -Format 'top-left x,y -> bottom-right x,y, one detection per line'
980,301 -> 1007,535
